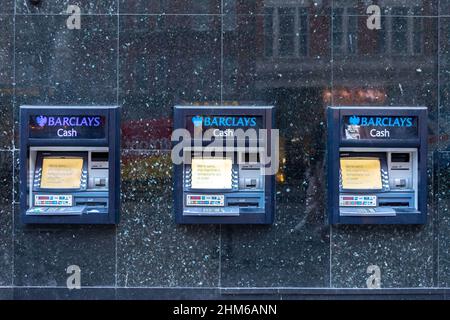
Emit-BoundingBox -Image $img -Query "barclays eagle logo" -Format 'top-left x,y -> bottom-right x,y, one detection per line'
192,116 -> 202,127
349,115 -> 360,125
36,115 -> 47,127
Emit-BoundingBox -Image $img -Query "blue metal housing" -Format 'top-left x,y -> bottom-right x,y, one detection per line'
19,106 -> 120,224
173,105 -> 276,224
327,106 -> 428,225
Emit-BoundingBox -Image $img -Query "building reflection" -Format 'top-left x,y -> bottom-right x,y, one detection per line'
0,1 -> 439,202
119,1 -> 439,210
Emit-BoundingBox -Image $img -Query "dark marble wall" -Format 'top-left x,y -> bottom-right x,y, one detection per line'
0,0 -> 449,298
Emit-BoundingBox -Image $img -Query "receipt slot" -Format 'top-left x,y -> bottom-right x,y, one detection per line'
20,106 -> 120,224
173,106 -> 276,224
327,106 -> 428,224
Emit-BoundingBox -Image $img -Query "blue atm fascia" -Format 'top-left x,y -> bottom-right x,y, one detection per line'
20,106 -> 120,224
173,106 -> 275,224
327,106 -> 428,225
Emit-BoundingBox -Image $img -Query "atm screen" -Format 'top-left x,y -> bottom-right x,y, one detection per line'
40,157 -> 84,189
191,158 -> 232,190
340,157 -> 382,190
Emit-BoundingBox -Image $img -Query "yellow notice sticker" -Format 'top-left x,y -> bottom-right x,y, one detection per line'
40,157 -> 83,189
191,158 -> 232,190
340,158 -> 382,190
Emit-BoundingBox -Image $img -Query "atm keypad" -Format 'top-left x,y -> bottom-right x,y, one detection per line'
183,206 -> 240,216
26,205 -> 85,216
340,207 -> 396,216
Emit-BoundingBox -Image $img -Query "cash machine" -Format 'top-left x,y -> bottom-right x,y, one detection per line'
173,105 -> 276,224
20,106 -> 120,224
327,106 -> 428,224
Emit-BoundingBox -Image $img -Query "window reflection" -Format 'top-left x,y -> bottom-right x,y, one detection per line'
413,7 -> 424,55
392,8 -> 409,55
279,8 -> 295,57
347,9 -> 358,54
264,6 -> 309,58
264,8 -> 273,57
332,8 -> 344,55
330,5 -> 423,56
299,8 -> 308,57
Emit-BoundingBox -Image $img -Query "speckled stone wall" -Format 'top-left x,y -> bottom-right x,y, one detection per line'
0,0 -> 449,299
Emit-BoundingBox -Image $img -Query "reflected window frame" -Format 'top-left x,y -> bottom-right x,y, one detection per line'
264,5 -> 310,59
332,7 -> 358,56
331,5 -> 424,57
386,6 -> 424,56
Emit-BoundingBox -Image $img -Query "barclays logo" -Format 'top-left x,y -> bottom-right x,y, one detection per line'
204,116 -> 257,127
192,116 -> 203,127
35,116 -> 102,127
36,115 -> 48,127
192,116 -> 257,128
349,115 -> 413,127
349,115 -> 360,125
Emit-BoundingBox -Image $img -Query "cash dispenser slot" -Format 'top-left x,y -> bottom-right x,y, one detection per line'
227,197 -> 260,208
378,199 -> 410,207
76,198 -> 108,214
76,201 -> 108,207
227,202 -> 259,207
379,202 -> 409,207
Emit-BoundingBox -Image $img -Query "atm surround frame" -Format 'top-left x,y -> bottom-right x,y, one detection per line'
327,106 -> 428,225
20,105 -> 120,225
173,105 -> 276,224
